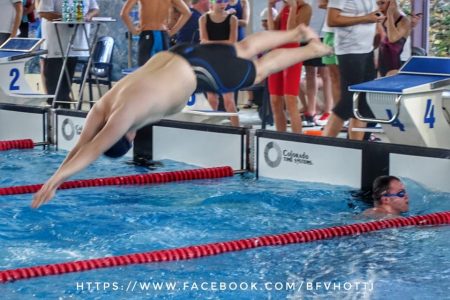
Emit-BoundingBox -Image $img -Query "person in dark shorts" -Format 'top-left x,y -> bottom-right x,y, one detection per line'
31,25 -> 331,208
121,0 -> 192,66
322,0 -> 384,140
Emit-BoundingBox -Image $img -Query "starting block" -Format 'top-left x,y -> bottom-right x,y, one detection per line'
350,56 -> 450,149
0,38 -> 53,99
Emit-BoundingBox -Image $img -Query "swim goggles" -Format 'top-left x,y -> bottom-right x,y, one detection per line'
383,190 -> 407,198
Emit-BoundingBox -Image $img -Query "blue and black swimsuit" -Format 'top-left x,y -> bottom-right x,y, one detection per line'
169,43 -> 256,94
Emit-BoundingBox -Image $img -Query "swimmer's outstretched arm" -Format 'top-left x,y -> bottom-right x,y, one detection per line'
57,105 -> 106,169
31,109 -> 134,209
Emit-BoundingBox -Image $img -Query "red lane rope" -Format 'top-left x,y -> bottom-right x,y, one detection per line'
0,166 -> 234,196
0,139 -> 34,151
1,211 -> 449,283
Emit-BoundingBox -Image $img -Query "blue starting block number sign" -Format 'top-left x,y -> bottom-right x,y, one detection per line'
386,109 -> 405,132
9,67 -> 20,91
423,99 -> 436,129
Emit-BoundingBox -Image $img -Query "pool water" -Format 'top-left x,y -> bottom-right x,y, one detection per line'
0,149 -> 449,299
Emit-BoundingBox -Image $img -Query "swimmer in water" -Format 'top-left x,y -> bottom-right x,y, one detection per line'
363,175 -> 409,218
31,24 -> 332,208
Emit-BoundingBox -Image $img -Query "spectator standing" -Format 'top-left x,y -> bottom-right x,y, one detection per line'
38,0 -> 99,108
199,0 -> 239,126
176,0 -> 210,44
260,6 -> 278,31
322,0 -> 383,140
302,0 -> 333,127
121,0 -> 191,66
225,0 -> 248,41
0,0 -> 23,45
19,0 -> 35,37
377,0 -> 410,76
319,0 -> 340,123
225,0 -> 253,109
267,0 -> 311,133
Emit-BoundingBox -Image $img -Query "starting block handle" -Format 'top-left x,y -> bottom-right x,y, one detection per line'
352,92 -> 402,124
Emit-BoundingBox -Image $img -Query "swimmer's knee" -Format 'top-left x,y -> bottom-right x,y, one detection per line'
235,42 -> 252,59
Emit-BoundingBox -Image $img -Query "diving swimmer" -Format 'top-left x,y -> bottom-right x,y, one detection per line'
31,24 -> 332,208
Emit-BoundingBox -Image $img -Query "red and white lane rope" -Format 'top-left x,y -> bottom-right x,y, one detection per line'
0,166 -> 234,196
1,211 -> 448,283
0,139 -> 36,151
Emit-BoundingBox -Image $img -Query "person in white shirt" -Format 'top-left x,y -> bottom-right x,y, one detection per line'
322,0 -> 384,140
38,0 -> 99,108
0,0 -> 23,45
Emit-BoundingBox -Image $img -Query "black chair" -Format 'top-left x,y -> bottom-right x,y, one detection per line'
74,36 -> 114,105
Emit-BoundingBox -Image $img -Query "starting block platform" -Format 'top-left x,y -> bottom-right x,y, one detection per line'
350,56 -> 450,149
0,38 -> 54,99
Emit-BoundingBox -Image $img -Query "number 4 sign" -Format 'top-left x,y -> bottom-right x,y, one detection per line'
424,99 -> 436,129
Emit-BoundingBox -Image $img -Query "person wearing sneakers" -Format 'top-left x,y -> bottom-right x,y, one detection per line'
322,0 -> 384,140
301,0 -> 333,127
318,0 -> 340,126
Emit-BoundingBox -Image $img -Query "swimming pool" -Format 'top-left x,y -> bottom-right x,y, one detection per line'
0,148 -> 449,299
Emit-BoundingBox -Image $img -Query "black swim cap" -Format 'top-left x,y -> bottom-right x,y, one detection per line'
104,136 -> 132,158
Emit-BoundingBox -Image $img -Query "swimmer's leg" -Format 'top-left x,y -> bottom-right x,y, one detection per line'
235,25 -> 319,59
252,39 -> 332,84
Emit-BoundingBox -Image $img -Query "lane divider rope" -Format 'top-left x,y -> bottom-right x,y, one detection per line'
0,139 -> 35,151
0,166 -> 234,196
1,211 -> 448,283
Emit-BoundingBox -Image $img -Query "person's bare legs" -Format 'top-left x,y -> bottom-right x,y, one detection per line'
299,83 -> 307,114
348,118 -> 366,140
207,92 -> 219,110
319,66 -> 333,113
235,24 -> 318,59
286,94 -> 302,133
305,66 -> 317,117
223,92 -> 240,126
270,95 -> 287,132
253,39 -> 332,84
328,64 -> 341,106
322,113 -> 345,137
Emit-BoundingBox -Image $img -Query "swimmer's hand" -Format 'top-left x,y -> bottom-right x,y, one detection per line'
31,181 -> 57,208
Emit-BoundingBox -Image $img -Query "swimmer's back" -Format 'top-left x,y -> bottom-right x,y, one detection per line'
139,0 -> 172,31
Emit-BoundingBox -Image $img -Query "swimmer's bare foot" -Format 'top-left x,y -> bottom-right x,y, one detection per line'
306,38 -> 333,58
297,24 -> 319,43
